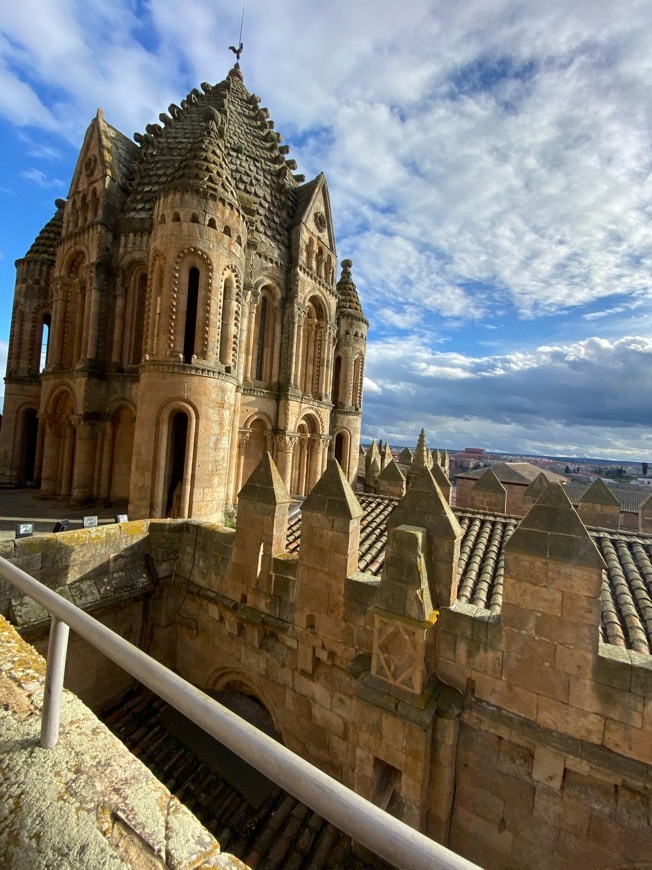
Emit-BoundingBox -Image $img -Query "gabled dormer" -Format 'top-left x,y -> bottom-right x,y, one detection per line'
291,173 -> 337,284
64,108 -> 137,235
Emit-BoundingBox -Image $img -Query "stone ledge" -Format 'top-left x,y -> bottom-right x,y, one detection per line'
0,614 -> 247,869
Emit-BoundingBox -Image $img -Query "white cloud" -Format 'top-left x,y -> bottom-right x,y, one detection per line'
21,168 -> 64,188
1,0 -> 652,457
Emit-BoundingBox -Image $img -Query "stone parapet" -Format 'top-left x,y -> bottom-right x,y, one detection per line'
0,615 -> 242,869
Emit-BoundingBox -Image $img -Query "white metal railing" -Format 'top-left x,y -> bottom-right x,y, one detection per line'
0,555 -> 479,870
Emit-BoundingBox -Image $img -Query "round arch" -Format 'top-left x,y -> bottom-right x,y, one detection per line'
291,412 -> 323,496
207,667 -> 283,742
153,398 -> 199,518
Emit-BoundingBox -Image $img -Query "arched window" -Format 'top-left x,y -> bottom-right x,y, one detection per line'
332,355 -> 342,405
219,275 -> 235,367
334,431 -> 348,470
255,296 -> 268,380
183,267 -> 199,363
129,273 -> 147,364
352,354 -> 364,407
251,288 -> 276,384
301,296 -> 326,398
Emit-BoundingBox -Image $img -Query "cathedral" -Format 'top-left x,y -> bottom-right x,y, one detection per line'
0,63 -> 367,521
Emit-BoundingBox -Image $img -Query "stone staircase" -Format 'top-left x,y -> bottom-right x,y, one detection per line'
102,685 -> 392,869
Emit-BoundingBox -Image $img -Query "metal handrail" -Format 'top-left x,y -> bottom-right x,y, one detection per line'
0,555 -> 479,870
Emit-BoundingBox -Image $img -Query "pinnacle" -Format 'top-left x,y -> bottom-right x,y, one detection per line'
302,459 -> 363,520
238,452 -> 291,505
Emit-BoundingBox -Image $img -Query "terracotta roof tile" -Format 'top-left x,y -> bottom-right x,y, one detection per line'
286,493 -> 652,654
458,462 -> 566,486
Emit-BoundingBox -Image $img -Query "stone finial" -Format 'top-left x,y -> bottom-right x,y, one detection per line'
411,429 -> 432,470
381,440 -> 393,470
577,478 -> 621,530
506,483 -> 604,569
365,440 -> 381,484
523,472 -> 550,507
302,459 -> 363,521
388,466 -> 463,607
377,524 -> 434,621
371,523 -> 437,696
231,453 -> 291,591
297,460 -> 363,595
470,468 -> 507,514
238,451 -> 290,505
640,490 -> 652,533
430,461 -> 452,504
578,478 -> 620,507
336,259 -> 365,316
376,459 -> 407,499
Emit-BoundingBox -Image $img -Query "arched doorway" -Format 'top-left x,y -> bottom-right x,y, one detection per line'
19,407 -> 39,485
241,418 -> 268,488
165,411 -> 188,516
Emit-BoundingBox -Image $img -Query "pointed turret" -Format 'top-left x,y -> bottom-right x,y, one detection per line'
376,459 -> 406,499
470,468 -> 507,514
411,429 -> 432,471
577,478 -> 621,530
388,466 -> 463,607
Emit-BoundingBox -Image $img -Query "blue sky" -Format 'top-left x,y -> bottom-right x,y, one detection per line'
1,0 -> 652,460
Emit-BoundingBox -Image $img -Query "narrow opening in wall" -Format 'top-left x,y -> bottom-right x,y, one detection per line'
371,758 -> 402,816
165,412 -> 188,516
39,313 -> 51,372
306,614 -> 315,632
183,267 -> 199,364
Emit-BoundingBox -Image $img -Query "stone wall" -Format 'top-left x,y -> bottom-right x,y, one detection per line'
436,484 -> 652,866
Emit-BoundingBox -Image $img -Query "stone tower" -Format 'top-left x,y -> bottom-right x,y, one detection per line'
0,65 -> 367,521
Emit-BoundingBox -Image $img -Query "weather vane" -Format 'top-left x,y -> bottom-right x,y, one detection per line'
229,8 -> 245,65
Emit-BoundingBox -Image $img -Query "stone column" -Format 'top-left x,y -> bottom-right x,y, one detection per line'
70,419 -> 97,504
274,434 -> 297,494
99,420 -> 115,502
111,282 -> 127,365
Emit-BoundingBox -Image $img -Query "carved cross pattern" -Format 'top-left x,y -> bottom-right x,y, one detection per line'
373,619 -> 420,692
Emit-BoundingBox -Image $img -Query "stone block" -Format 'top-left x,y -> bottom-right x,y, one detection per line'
435,657 -> 468,692
532,784 -> 590,835
503,627 -> 555,664
501,601 -> 536,634
603,719 -> 652,765
502,654 -> 569,703
495,738 -> 534,780
563,769 -> 617,818
531,745 -> 565,790
473,672 -> 538,720
554,644 -> 596,679
561,589 -> 601,625
569,674 -> 643,726
595,642 -> 632,690
456,635 -> 503,678
629,650 -> 652,697
450,805 -> 514,857
507,579 -> 562,615
535,613 -> 598,651
616,783 -> 650,830
312,704 -> 346,739
537,696 -> 604,744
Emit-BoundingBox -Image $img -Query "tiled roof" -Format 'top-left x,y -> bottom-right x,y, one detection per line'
565,482 -> 647,514
102,686 -> 380,869
122,70 -> 300,257
336,259 -> 365,317
457,462 -> 566,486
285,493 -> 652,654
23,205 -> 64,263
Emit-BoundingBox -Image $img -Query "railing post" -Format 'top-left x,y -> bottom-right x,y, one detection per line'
40,616 -> 70,748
